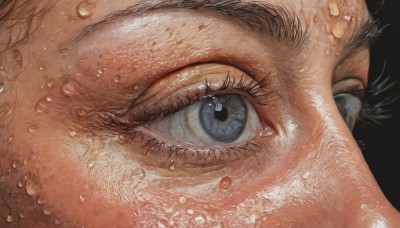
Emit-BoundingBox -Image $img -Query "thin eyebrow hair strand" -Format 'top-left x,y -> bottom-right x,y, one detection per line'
71,0 -> 309,52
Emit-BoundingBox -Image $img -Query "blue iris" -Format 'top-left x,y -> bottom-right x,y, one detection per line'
199,94 -> 247,142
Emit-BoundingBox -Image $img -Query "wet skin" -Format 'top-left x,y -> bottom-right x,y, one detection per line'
0,0 -> 399,227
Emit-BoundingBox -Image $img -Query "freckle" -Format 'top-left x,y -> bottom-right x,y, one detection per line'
61,80 -> 80,97
165,27 -> 170,32
77,0 -> 95,19
6,214 -> 13,223
328,2 -> 340,16
332,21 -> 346,39
27,124 -> 38,133
151,41 -> 157,46
219,176 -> 232,189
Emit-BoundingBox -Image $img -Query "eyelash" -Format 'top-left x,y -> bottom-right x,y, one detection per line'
122,73 -> 276,167
134,72 -> 277,122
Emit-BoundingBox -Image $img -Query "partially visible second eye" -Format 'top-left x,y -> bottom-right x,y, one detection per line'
334,93 -> 363,130
145,94 -> 260,147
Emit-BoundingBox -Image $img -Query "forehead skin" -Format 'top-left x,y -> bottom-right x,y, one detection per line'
0,0 -> 399,227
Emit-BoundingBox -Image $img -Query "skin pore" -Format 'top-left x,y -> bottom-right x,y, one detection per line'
0,0 -> 399,226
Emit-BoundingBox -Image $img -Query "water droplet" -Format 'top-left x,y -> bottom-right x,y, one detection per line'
328,2 -> 340,16
17,180 -> 23,188
43,207 -> 51,215
169,163 -> 176,171
194,215 -> 206,224
54,219 -> 61,225
68,130 -> 77,137
0,83 -> 5,94
259,128 -> 274,137
6,214 -> 13,223
8,136 -> 13,143
59,48 -> 68,56
219,176 -> 232,189
19,212 -> 25,219
35,96 -> 53,113
113,74 -> 121,83
133,85 -> 140,90
132,168 -> 146,178
187,209 -> 194,215
179,196 -> 187,205
28,124 -> 38,133
302,172 -> 310,180
39,65 -> 46,71
12,160 -> 17,169
23,158 -> 28,165
37,196 -> 46,205
79,194 -> 86,203
344,15 -> 351,21
96,67 -> 105,77
77,0 -> 96,18
88,160 -> 95,169
46,80 -> 54,88
61,80 -> 79,97
332,21 -> 346,39
0,49 -> 23,80
25,179 -> 40,196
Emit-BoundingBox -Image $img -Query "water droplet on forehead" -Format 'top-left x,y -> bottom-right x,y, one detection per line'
113,74 -> 121,83
17,180 -> 23,188
328,2 -> 340,16
37,196 -> 46,205
35,96 -> 53,113
46,80 -> 54,88
332,21 -> 346,39
39,65 -> 46,71
61,80 -> 80,97
219,176 -> 232,189
302,172 -> 310,180
96,67 -> 105,77
68,129 -> 77,137
77,0 -> 96,19
11,160 -> 17,169
43,207 -> 51,215
194,215 -> 206,225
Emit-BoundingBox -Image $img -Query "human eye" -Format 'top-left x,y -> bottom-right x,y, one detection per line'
122,64 -> 276,168
333,78 -> 364,130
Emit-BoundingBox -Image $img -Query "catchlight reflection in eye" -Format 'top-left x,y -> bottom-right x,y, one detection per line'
148,94 -> 260,147
334,93 -> 362,130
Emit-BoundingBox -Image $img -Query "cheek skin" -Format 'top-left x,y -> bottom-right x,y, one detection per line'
0,0 -> 399,227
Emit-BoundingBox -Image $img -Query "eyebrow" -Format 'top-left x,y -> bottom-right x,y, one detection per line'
343,18 -> 382,55
71,0 -> 309,52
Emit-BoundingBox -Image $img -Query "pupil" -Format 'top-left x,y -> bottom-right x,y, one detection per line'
214,107 -> 228,121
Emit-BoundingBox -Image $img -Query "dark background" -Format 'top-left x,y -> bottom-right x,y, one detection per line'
357,0 -> 400,210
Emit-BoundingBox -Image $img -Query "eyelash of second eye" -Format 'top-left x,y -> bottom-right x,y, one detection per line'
134,72 -> 277,123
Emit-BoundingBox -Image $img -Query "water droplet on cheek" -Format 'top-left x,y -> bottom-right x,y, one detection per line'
302,172 -> 310,180
0,83 -> 5,94
19,212 -> 25,219
39,65 -> 46,71
28,124 -> 38,133
332,21 -> 346,39
96,67 -> 105,77
79,194 -> 86,202
6,214 -> 13,223
113,74 -> 121,83
77,0 -> 95,18
219,176 -> 232,189
25,179 -> 40,196
17,180 -> 23,188
35,96 -> 54,113
11,160 -> 17,169
61,80 -> 80,97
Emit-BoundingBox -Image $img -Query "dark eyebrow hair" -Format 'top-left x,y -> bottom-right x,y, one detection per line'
71,0 -> 309,52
